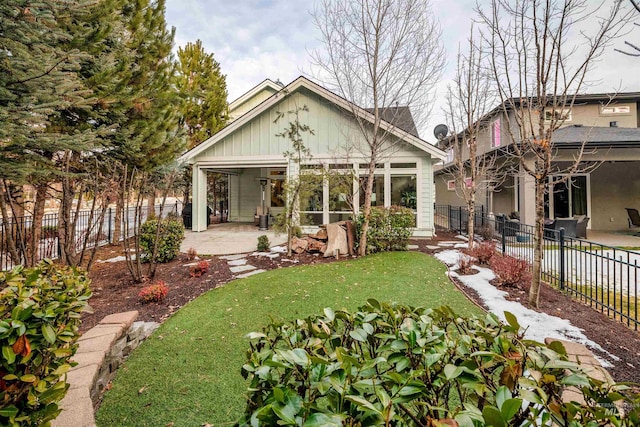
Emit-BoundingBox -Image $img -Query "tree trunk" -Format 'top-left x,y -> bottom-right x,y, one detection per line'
357,163 -> 376,256
27,184 -> 47,267
528,178 -> 546,308
0,182 -> 21,265
147,191 -> 156,218
467,197 -> 475,250
112,194 -> 123,244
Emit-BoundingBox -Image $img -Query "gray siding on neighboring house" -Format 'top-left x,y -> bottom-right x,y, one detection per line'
590,161 -> 640,231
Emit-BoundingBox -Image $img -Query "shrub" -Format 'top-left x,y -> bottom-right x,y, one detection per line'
0,260 -> 92,426
139,217 -> 185,263
189,260 -> 209,278
186,247 -> 198,261
355,205 -> 414,254
477,224 -> 494,241
239,301 -> 639,426
490,253 -> 532,288
468,241 -> 496,264
257,235 -> 270,252
457,253 -> 475,274
138,281 -> 169,303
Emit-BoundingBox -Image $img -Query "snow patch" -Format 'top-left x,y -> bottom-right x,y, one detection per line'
435,250 -> 618,367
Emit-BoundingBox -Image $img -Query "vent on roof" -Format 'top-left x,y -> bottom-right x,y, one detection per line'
573,124 -> 583,127
610,121 -> 618,127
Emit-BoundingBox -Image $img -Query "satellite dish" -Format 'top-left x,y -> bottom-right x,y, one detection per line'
434,124 -> 449,140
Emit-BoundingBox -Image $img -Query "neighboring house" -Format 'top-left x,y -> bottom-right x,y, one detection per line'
179,76 -> 446,236
434,93 -> 640,231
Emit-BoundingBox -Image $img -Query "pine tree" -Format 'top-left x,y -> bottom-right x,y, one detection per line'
175,39 -> 228,149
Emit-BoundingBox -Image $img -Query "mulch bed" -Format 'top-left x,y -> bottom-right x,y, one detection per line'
83,231 -> 640,385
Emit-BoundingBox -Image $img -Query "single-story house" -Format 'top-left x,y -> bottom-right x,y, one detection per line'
179,76 -> 446,236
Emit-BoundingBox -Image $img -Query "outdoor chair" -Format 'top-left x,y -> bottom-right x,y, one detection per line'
575,215 -> 589,239
626,208 -> 640,236
496,214 -> 520,237
553,218 -> 578,238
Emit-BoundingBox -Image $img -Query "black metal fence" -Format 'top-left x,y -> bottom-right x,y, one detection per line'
435,204 -> 640,330
0,202 -> 181,271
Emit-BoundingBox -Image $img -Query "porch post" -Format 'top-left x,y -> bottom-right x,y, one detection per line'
192,165 -> 208,232
519,159 -> 536,225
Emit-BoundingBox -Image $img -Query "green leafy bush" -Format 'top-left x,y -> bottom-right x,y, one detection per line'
257,235 -> 270,252
355,206 -> 414,253
239,301 -> 639,426
139,217 -> 185,263
0,260 -> 92,426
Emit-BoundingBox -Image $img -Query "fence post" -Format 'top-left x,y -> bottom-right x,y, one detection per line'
107,207 -> 112,243
481,205 -> 485,227
447,205 -> 451,231
500,215 -> 506,254
559,227 -> 566,291
458,206 -> 463,235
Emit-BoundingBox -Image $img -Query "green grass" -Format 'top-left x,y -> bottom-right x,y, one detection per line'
95,251 -> 482,427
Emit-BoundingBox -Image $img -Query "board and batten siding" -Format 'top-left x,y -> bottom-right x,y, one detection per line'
198,90 -> 359,159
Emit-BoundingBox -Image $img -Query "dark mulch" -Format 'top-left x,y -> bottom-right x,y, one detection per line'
84,230 -> 640,385
82,245 -> 340,333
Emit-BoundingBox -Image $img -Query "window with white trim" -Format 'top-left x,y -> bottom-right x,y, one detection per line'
600,105 -> 631,115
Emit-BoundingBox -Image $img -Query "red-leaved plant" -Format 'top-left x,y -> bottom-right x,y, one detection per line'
190,260 -> 209,277
468,241 -> 496,265
457,254 -> 475,275
489,254 -> 532,288
186,247 -> 198,261
138,281 -> 169,303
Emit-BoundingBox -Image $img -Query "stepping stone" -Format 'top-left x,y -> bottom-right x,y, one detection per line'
229,265 -> 256,274
227,258 -> 247,266
220,254 -> 247,261
438,243 -> 454,247
440,241 -> 461,244
270,246 -> 287,253
426,245 -> 440,250
251,252 -> 280,259
236,269 -> 266,279
407,245 -> 419,250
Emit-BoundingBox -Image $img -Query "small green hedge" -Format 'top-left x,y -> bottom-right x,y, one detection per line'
0,260 -> 92,426
139,217 -> 185,263
356,206 -> 414,253
239,301 -> 639,426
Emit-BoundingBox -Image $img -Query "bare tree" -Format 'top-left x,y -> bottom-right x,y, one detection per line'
444,28 -> 503,249
615,0 -> 640,55
478,0 -> 631,308
311,0 -> 445,255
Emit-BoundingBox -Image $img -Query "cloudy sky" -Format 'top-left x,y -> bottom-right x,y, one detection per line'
165,0 -> 640,142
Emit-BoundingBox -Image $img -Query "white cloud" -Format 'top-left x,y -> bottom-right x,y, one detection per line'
165,0 -> 640,142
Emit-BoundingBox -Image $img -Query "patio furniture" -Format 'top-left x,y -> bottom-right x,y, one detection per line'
553,217 -> 578,238
575,215 -> 589,239
626,208 -> 640,235
496,214 -> 520,237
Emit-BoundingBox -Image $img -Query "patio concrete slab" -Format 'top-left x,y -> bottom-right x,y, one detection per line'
181,223 -> 287,256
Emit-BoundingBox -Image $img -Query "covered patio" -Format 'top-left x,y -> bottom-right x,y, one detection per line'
180,222 -> 287,256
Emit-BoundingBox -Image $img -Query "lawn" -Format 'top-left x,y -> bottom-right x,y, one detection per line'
95,251 -> 483,427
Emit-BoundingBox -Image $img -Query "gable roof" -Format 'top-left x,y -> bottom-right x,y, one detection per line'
364,106 -> 419,137
228,78 -> 283,113
181,76 -> 445,163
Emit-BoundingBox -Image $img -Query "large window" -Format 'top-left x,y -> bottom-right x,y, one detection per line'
391,175 -> 417,226
300,174 -> 324,226
544,175 -> 588,219
359,175 -> 384,208
329,172 -> 354,223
